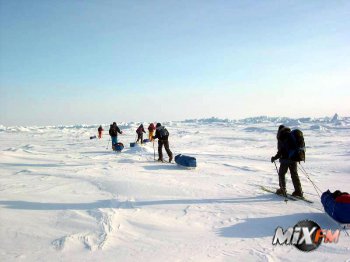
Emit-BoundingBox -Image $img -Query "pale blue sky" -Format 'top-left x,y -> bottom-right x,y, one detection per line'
0,0 -> 349,125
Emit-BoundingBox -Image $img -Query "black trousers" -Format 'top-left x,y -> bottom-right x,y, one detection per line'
278,160 -> 303,193
136,133 -> 143,143
158,140 -> 172,160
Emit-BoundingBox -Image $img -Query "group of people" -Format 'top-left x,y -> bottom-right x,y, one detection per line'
136,123 -> 161,144
97,122 -> 173,163
136,123 -> 173,162
98,122 -> 304,197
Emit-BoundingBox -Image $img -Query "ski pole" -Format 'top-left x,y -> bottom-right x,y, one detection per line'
153,140 -> 155,161
106,138 -> 110,150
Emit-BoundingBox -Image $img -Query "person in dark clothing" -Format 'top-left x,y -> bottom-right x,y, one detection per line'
153,123 -> 173,162
136,124 -> 146,144
109,122 -> 123,150
98,125 -> 104,139
271,125 -> 303,197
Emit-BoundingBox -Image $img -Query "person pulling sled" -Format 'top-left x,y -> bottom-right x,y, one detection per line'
271,125 -> 305,198
153,123 -> 173,163
109,122 -> 123,150
136,124 -> 146,144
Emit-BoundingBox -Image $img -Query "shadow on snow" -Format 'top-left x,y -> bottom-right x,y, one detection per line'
0,194 -> 280,211
217,212 -> 338,239
0,198 -> 336,238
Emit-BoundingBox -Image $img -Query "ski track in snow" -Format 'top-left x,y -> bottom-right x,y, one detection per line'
0,117 -> 350,261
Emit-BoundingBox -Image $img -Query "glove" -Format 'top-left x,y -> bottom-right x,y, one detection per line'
271,156 -> 276,163
152,136 -> 156,139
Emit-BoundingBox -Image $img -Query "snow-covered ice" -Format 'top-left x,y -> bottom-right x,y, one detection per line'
0,116 -> 349,261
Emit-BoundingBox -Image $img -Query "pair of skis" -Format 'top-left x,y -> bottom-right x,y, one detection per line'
260,186 -> 313,203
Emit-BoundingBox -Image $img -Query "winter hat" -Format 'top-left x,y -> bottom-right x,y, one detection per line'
156,123 -> 161,128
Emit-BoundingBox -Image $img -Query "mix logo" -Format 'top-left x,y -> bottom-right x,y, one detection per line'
272,219 -> 340,252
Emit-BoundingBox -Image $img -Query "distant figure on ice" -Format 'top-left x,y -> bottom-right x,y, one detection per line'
153,123 -> 173,163
109,122 -> 123,150
271,125 -> 304,198
98,125 -> 104,139
136,124 -> 146,144
148,123 -> 156,141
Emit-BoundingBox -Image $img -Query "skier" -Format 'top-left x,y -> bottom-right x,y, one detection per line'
271,125 -> 303,197
136,124 -> 146,144
148,123 -> 156,141
109,122 -> 123,150
153,123 -> 173,163
98,125 -> 104,139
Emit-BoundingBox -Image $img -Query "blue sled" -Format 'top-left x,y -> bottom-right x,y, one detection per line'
175,154 -> 197,168
113,143 -> 124,152
321,190 -> 350,224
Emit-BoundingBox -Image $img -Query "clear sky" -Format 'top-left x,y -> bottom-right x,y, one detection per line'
0,0 -> 349,125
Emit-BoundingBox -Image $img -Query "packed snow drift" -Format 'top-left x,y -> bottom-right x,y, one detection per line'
0,116 -> 349,261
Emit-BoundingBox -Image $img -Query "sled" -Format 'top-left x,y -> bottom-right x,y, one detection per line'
113,143 -> 124,152
175,154 -> 197,169
321,190 -> 350,224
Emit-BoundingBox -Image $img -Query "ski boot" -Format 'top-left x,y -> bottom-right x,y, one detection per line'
276,188 -> 287,196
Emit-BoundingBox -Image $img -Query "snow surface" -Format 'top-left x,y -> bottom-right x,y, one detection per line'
1,116 -> 350,261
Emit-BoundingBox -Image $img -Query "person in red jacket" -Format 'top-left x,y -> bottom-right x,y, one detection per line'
98,125 -> 104,139
148,123 -> 156,141
136,124 -> 146,144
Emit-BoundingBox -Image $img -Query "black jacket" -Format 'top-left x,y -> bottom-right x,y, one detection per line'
274,127 -> 293,160
154,126 -> 169,141
109,125 -> 122,137
136,125 -> 146,135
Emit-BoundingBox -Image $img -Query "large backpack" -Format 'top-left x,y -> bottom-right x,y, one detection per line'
158,126 -> 169,139
288,129 -> 306,162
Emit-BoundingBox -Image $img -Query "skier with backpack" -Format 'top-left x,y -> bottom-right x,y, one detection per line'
136,124 -> 146,144
109,122 -> 123,150
271,125 -> 305,198
148,123 -> 156,141
98,125 -> 104,139
153,123 -> 173,163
